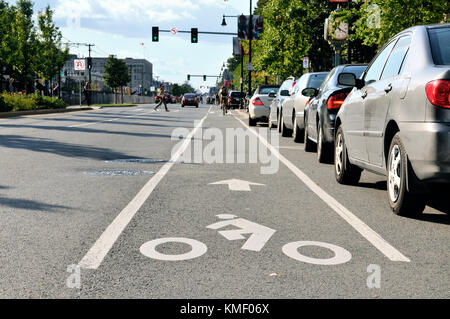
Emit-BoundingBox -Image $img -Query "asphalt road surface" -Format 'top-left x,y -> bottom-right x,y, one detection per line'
0,103 -> 448,299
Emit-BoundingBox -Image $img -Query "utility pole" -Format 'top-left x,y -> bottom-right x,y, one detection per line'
241,44 -> 244,94
347,0 -> 351,64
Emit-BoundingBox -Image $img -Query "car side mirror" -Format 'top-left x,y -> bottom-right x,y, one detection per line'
338,73 -> 365,89
280,90 -> 290,97
301,88 -> 318,97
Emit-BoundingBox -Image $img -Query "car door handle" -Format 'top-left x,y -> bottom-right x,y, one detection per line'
361,91 -> 368,99
385,84 -> 393,93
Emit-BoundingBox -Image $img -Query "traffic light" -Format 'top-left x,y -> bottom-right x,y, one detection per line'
203,75 -> 207,81
152,27 -> 159,42
87,57 -> 92,69
191,28 -> 198,43
187,74 -> 191,81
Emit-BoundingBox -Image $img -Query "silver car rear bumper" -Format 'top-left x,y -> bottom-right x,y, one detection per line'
400,122 -> 450,183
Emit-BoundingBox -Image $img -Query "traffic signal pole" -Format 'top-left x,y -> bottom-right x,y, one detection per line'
248,0 -> 253,98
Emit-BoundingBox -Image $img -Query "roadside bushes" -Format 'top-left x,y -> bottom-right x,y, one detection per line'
0,93 -> 67,112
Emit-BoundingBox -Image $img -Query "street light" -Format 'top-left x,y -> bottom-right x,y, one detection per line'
221,15 -> 240,27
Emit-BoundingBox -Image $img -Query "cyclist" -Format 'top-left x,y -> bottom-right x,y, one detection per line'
220,85 -> 229,115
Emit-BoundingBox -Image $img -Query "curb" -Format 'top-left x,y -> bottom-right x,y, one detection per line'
0,107 -> 94,119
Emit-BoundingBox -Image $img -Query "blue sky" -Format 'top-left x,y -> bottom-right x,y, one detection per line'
15,0 -> 257,92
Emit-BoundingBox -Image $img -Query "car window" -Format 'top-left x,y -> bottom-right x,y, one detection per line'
364,40 -> 396,85
380,36 -> 411,80
307,74 -> 328,89
428,27 -> 450,65
319,68 -> 336,92
260,87 -> 280,95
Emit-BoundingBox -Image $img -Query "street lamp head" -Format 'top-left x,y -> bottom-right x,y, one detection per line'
221,15 -> 227,27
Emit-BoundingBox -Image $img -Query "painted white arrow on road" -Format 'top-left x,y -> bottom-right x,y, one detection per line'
209,179 -> 265,191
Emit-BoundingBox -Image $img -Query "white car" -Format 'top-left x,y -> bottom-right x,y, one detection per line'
248,85 -> 280,127
279,72 -> 328,141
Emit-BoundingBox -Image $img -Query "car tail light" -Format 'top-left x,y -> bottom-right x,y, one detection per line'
327,92 -> 349,110
252,97 -> 264,106
426,80 -> 450,109
305,100 -> 311,107
228,98 -> 232,103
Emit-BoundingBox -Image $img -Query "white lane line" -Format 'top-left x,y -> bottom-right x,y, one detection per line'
232,112 -> 410,262
68,110 -> 155,128
79,107 -> 212,269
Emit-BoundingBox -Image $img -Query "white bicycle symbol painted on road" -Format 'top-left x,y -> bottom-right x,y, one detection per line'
140,214 -> 352,266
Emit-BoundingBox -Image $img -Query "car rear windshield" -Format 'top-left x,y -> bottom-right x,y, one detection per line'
259,86 -> 280,95
230,92 -> 244,98
342,65 -> 366,79
184,94 -> 196,98
428,27 -> 450,65
307,74 -> 328,89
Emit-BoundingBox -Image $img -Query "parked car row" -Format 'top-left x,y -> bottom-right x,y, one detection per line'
251,23 -> 450,217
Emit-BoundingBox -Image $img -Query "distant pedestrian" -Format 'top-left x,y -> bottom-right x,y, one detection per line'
34,79 -> 45,95
154,84 -> 169,112
82,82 -> 91,106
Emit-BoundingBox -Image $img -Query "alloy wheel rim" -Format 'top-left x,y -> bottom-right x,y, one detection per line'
335,133 -> 344,176
318,126 -> 323,156
293,118 -> 297,138
389,145 -> 402,203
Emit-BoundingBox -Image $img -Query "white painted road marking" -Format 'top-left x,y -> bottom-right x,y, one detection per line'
209,179 -> 265,191
78,107 -> 212,269
207,215 -> 276,252
232,112 -> 410,262
140,238 -> 208,261
282,241 -> 352,265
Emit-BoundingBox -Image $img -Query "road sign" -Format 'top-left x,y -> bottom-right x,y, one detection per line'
246,63 -> 253,71
74,59 -> 86,71
303,57 -> 309,69
170,27 -> 178,35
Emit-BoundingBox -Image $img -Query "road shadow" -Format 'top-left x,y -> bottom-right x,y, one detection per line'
0,124 -> 174,139
0,196 -> 70,213
357,181 -> 388,191
0,135 -> 144,161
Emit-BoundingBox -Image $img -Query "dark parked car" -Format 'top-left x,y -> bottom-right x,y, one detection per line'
182,93 -> 199,108
228,91 -> 245,109
335,24 -> 450,216
303,64 -> 367,163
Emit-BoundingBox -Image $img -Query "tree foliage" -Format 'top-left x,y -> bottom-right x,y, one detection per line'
0,0 -> 69,93
103,55 -> 130,91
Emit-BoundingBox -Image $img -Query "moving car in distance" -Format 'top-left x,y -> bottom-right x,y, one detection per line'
228,91 -> 246,109
181,93 -> 199,108
280,72 -> 329,141
303,64 -> 367,163
268,77 -> 295,130
334,24 -> 450,216
248,85 -> 280,126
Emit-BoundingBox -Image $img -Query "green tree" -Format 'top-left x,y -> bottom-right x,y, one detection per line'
103,56 -> 130,104
10,0 -> 38,93
0,1 -> 17,90
36,6 -> 69,95
354,0 -> 449,48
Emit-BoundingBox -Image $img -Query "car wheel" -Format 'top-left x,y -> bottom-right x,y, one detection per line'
304,118 -> 316,152
387,133 -> 426,216
335,126 -> 362,185
249,116 -> 257,127
280,114 -> 292,137
293,116 -> 304,143
317,122 -> 332,163
181,104 -> 185,108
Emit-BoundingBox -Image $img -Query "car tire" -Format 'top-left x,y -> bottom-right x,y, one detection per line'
304,118 -> 316,152
181,104 -> 185,108
293,116 -> 304,143
334,126 -> 362,185
317,121 -> 332,163
387,133 -> 426,216
280,114 -> 292,137
249,116 -> 257,127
